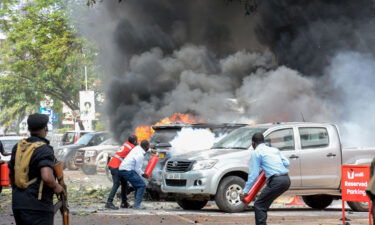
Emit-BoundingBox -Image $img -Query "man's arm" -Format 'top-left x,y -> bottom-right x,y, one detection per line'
0,141 -> 11,156
280,152 -> 290,168
41,167 -> 63,194
134,153 -> 144,176
8,144 -> 18,186
243,151 -> 261,194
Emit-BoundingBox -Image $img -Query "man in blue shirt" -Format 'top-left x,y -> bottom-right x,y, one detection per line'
241,133 -> 291,225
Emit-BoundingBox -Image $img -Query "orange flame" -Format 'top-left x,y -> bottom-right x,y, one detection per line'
134,113 -> 203,141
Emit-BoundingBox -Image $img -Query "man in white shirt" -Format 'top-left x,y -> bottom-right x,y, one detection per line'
119,140 -> 150,209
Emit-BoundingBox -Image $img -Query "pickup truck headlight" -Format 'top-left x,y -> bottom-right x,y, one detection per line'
192,159 -> 218,170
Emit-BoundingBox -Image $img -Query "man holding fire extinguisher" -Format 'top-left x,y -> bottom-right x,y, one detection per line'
240,133 -> 291,225
0,140 -> 11,193
119,140 -> 150,209
105,135 -> 138,210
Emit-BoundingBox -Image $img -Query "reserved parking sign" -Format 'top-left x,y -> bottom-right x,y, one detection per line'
341,165 -> 370,202
341,165 -> 371,225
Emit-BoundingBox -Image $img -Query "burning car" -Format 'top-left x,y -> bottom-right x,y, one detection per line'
146,123 -> 247,200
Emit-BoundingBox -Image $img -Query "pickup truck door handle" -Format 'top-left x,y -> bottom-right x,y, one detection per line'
289,154 -> 299,159
326,153 -> 336,157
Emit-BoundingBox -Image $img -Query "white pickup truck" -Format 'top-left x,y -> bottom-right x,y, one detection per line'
161,122 -> 375,212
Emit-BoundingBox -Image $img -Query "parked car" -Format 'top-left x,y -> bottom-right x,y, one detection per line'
0,136 -> 25,161
162,122 -> 375,212
61,130 -> 91,146
55,132 -> 110,170
74,138 -> 121,175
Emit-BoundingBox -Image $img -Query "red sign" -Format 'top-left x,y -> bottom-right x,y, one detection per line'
341,165 -> 370,202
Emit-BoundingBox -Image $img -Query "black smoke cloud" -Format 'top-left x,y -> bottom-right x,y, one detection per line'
256,0 -> 375,75
75,0 -> 375,146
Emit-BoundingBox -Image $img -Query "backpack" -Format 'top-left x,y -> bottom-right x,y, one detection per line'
14,139 -> 45,189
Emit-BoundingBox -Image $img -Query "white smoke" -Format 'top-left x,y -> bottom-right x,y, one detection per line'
325,52 -> 375,147
170,128 -> 219,155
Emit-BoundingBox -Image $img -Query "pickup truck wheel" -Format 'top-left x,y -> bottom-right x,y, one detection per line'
215,176 -> 246,213
347,201 -> 368,212
67,158 -> 78,170
302,195 -> 333,210
176,199 -> 208,210
81,164 -> 97,175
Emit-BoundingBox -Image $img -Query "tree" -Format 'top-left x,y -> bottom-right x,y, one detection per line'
0,0 -> 99,130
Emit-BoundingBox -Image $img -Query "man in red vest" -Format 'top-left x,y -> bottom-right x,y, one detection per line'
105,135 -> 137,210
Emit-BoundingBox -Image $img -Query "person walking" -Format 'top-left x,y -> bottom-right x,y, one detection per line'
241,133 -> 291,225
105,135 -> 138,209
8,113 -> 64,225
119,140 -> 150,209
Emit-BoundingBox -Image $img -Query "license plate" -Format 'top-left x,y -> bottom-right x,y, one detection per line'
158,153 -> 165,159
85,151 -> 95,157
166,173 -> 181,180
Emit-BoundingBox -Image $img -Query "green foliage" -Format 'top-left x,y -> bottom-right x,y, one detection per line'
0,0 -> 99,130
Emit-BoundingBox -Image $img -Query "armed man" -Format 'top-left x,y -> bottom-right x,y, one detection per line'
8,113 -> 64,225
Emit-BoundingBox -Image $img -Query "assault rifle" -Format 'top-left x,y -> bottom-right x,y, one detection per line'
53,161 -> 69,225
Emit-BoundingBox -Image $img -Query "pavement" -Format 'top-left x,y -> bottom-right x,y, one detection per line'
0,170 -> 372,225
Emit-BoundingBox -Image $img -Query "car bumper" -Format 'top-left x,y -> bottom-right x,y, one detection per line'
161,168 -> 217,195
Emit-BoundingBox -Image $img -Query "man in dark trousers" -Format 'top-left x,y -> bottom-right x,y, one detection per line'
8,113 -> 64,225
241,133 -> 291,225
105,135 -> 138,209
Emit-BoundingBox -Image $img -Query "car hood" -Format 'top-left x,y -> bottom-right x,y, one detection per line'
79,145 -> 120,151
58,144 -> 85,150
171,148 -> 247,161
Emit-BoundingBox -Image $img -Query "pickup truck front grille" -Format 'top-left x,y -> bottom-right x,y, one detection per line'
166,179 -> 187,186
166,160 -> 193,172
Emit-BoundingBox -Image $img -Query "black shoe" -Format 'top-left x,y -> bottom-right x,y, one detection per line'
120,202 -> 129,208
105,202 -> 119,210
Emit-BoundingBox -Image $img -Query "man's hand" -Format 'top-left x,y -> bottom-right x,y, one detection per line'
142,174 -> 148,178
53,184 -> 64,194
239,193 -> 246,201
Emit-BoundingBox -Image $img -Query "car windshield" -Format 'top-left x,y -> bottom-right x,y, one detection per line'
1,139 -> 22,152
212,127 -> 267,149
150,129 -> 180,145
99,138 -> 117,145
62,132 -> 75,144
76,133 -> 95,145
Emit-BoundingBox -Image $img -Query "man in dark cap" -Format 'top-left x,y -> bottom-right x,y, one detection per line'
8,113 -> 63,225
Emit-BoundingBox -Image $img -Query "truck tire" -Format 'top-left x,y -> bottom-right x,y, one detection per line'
67,158 -> 78,170
215,176 -> 246,213
347,201 -> 368,212
176,199 -> 208,210
81,164 -> 97,175
302,195 -> 333,210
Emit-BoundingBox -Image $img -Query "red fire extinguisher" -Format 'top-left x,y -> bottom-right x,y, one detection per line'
242,171 -> 266,205
143,155 -> 159,178
0,163 -> 10,187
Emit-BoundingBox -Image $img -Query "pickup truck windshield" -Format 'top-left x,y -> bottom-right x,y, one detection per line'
76,133 -> 95,145
150,129 -> 180,145
212,127 -> 267,149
